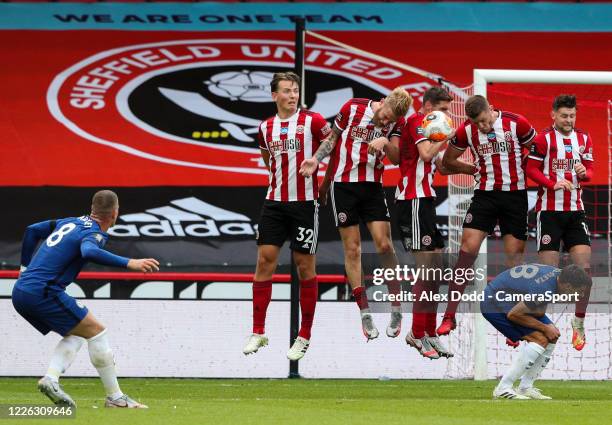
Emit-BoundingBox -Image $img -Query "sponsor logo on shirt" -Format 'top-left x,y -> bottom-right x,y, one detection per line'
268,138 -> 302,154
476,140 -> 513,156
551,158 -> 580,172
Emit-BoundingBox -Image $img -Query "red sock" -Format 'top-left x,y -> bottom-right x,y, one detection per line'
352,286 -> 369,311
444,250 -> 477,319
412,313 -> 426,338
252,280 -> 272,334
425,281 -> 440,336
298,277 -> 318,340
411,279 -> 427,338
575,267 -> 591,318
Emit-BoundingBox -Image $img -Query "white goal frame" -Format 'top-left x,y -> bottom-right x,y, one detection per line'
470,69 -> 612,380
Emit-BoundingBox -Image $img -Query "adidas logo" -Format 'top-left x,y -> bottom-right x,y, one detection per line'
108,197 -> 256,238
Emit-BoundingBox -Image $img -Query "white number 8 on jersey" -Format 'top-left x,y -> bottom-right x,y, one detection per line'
46,223 -> 76,247
509,264 -> 540,280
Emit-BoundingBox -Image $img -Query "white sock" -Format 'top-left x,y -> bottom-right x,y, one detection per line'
498,342 -> 545,390
519,343 -> 556,390
87,329 -> 123,399
45,336 -> 85,382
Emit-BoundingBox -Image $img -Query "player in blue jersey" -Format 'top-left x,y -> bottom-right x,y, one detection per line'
481,263 -> 590,400
12,190 -> 159,409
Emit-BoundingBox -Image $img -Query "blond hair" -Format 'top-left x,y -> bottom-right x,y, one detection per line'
385,87 -> 413,118
91,190 -> 118,218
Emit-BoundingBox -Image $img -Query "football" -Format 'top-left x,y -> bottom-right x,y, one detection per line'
421,110 -> 454,142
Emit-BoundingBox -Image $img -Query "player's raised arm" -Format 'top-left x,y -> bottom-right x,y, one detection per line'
20,220 -> 57,269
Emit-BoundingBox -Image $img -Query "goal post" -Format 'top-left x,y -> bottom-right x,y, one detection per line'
467,69 -> 612,380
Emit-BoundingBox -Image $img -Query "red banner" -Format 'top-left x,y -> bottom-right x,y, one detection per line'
1,30 -> 611,186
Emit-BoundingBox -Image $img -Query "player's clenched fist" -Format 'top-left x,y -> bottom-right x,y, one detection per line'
128,258 -> 160,273
299,158 -> 319,177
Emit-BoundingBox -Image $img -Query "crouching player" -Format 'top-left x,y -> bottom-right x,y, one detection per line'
12,190 -> 159,408
481,264 -> 590,399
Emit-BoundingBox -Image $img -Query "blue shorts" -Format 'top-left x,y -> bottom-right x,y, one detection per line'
481,301 -> 552,343
12,287 -> 88,336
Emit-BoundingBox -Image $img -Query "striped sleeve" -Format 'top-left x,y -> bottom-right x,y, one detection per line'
334,100 -> 352,131
528,133 -> 546,161
450,123 -> 468,151
516,115 -> 536,145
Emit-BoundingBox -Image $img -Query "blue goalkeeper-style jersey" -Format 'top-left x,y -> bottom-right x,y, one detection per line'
483,264 -> 560,312
16,216 -> 128,295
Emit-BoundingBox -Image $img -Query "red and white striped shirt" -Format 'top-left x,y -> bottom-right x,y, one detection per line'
528,127 -> 594,212
451,110 -> 535,191
391,112 -> 438,200
258,109 -> 331,202
330,98 -> 394,183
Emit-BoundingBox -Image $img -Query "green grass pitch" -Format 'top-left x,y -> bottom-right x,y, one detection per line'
0,378 -> 610,425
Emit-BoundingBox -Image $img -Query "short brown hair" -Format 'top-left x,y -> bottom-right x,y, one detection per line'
465,95 -> 490,120
270,72 -> 300,93
423,86 -> 453,106
385,86 -> 413,118
91,190 -> 118,218
553,94 -> 577,111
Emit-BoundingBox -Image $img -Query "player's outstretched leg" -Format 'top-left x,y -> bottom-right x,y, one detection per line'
517,343 -> 555,399
38,335 -> 84,407
87,329 -> 147,408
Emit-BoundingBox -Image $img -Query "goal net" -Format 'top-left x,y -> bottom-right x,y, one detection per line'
445,71 -> 612,380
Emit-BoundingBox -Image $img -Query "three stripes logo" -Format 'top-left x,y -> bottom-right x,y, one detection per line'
108,197 -> 256,238
497,391 -> 520,399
